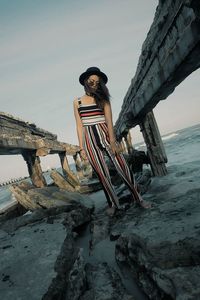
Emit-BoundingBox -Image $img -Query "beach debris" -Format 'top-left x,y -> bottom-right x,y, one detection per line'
114,161 -> 200,299
9,181 -> 94,211
50,170 -> 76,192
0,200 -> 91,300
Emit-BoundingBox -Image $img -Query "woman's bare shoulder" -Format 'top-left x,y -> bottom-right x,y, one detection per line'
73,95 -> 85,103
73,97 -> 79,107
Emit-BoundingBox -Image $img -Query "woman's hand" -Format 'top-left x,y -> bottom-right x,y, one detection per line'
80,149 -> 88,161
104,102 -> 123,156
110,140 -> 123,156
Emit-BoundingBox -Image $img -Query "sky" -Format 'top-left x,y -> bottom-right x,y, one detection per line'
0,0 -> 199,182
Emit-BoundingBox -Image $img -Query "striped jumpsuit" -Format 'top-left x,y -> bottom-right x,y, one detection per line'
78,99 -> 143,208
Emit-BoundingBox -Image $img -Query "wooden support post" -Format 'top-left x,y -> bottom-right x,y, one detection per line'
73,152 -> 84,179
140,111 -> 168,176
120,139 -> 126,154
22,151 -> 47,187
59,152 -> 71,175
59,152 -> 80,187
124,131 -> 134,154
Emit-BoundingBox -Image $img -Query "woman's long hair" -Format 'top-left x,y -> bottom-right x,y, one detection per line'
83,76 -> 110,110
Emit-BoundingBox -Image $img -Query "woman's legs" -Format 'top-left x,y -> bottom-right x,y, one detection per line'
83,124 -> 150,209
104,148 -> 146,205
84,126 -> 119,208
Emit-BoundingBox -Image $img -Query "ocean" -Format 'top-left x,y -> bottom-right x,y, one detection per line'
0,123 -> 199,211
135,123 -> 200,166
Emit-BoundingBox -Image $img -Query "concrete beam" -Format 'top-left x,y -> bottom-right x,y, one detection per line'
115,0 -> 200,138
0,112 -> 79,156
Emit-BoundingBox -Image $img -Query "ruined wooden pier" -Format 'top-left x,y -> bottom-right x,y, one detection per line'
0,112 -> 82,188
115,0 -> 200,176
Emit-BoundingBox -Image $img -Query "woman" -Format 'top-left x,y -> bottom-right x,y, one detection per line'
74,67 -> 150,216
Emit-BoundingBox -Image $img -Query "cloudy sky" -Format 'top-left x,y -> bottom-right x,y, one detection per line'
0,0 -> 199,182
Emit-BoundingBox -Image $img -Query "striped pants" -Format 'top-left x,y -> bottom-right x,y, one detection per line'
83,123 -> 143,208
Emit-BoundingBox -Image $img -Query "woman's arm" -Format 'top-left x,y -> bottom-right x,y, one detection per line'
104,101 -> 116,143
73,99 -> 87,160
104,102 -> 122,155
73,98 -> 83,148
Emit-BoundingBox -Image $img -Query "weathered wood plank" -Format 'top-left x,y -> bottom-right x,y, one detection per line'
10,185 -> 39,210
50,170 -> 76,192
59,153 -> 80,186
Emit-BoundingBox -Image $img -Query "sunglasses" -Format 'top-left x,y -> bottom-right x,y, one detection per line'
87,79 -> 100,86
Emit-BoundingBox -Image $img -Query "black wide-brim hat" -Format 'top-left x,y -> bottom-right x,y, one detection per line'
79,67 -> 108,85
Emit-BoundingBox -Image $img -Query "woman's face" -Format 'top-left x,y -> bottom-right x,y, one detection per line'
87,75 -> 100,92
